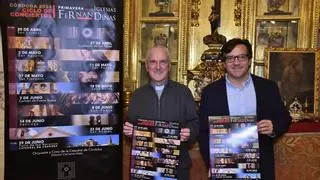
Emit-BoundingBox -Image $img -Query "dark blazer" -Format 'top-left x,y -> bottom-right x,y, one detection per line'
199,74 -> 292,180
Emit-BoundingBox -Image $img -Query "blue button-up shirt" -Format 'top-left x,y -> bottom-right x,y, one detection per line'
226,74 -> 257,116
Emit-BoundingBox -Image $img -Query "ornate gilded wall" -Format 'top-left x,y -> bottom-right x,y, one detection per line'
0,28 -> 4,179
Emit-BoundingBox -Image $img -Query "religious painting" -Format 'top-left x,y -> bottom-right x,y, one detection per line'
264,48 -> 320,118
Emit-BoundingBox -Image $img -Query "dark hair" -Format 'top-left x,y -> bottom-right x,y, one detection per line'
220,38 -> 253,61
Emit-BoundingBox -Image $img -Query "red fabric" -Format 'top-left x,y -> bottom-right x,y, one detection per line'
287,121 -> 320,133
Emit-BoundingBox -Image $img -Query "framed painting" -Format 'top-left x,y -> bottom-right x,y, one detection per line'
264,48 -> 320,117
141,23 -> 178,60
256,0 -> 300,16
141,0 -> 178,17
255,20 -> 298,63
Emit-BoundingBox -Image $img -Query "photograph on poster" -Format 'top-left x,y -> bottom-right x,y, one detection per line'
214,157 -> 236,164
135,130 -> 152,137
59,27 -> 115,41
18,104 -> 64,117
131,150 -> 154,157
16,60 -> 60,72
153,137 -> 180,145
57,49 -> 119,61
155,147 -> 179,155
72,114 -> 114,126
135,160 -> 154,168
57,19 -> 117,49
211,168 -> 239,174
155,127 -> 178,135
16,82 -> 84,94
67,134 -> 119,147
238,173 -> 261,179
135,141 -> 154,148
60,92 -> 119,105
131,169 -> 156,176
157,167 -> 176,175
17,82 -> 58,94
9,126 -> 84,140
265,49 -> 319,114
61,71 -> 120,83
8,36 -> 55,49
17,81 -> 117,95
59,61 -> 118,72
153,158 -> 178,165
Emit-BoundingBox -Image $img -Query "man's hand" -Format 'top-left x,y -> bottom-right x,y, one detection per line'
257,119 -> 274,136
180,128 -> 190,142
123,122 -> 133,137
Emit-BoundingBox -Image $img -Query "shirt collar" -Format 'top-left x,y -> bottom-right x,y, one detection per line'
225,73 -> 252,89
150,80 -> 169,89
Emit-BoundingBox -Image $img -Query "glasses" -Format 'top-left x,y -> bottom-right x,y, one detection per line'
225,54 -> 248,63
147,60 -> 169,68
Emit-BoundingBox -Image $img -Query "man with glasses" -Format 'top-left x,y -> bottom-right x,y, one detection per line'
198,38 -> 291,180
123,46 -> 199,179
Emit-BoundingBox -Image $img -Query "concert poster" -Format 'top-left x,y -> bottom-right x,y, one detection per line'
130,119 -> 181,180
0,0 -> 123,179
208,116 -> 261,179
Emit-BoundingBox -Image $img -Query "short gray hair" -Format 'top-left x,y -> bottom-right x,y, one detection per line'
145,45 -> 171,63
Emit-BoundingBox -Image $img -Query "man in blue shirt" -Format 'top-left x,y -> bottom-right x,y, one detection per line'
199,38 -> 292,180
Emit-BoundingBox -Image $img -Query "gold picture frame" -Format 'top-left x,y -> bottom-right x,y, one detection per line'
141,23 -> 178,60
255,20 -> 298,63
264,48 -> 320,119
256,0 -> 300,16
141,0 -> 179,17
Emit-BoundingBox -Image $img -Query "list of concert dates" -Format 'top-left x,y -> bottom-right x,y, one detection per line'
131,119 -> 181,180
1,0 -> 123,179
209,116 -> 261,179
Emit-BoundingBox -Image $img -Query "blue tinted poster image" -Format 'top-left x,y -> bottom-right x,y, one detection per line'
208,116 -> 261,179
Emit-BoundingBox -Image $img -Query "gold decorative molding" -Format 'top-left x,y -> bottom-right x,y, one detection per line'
141,17 -> 179,23
234,0 -> 242,26
123,91 -> 132,108
187,60 -> 224,101
241,0 -> 254,39
123,0 -> 137,92
311,0 -> 320,48
123,0 -> 130,81
177,0 -> 191,84
191,0 -> 201,27
0,73 -> 3,110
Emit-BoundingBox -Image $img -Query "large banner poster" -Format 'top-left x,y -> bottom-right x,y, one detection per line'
209,116 -> 261,179
0,0 -> 123,179
130,119 -> 181,180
